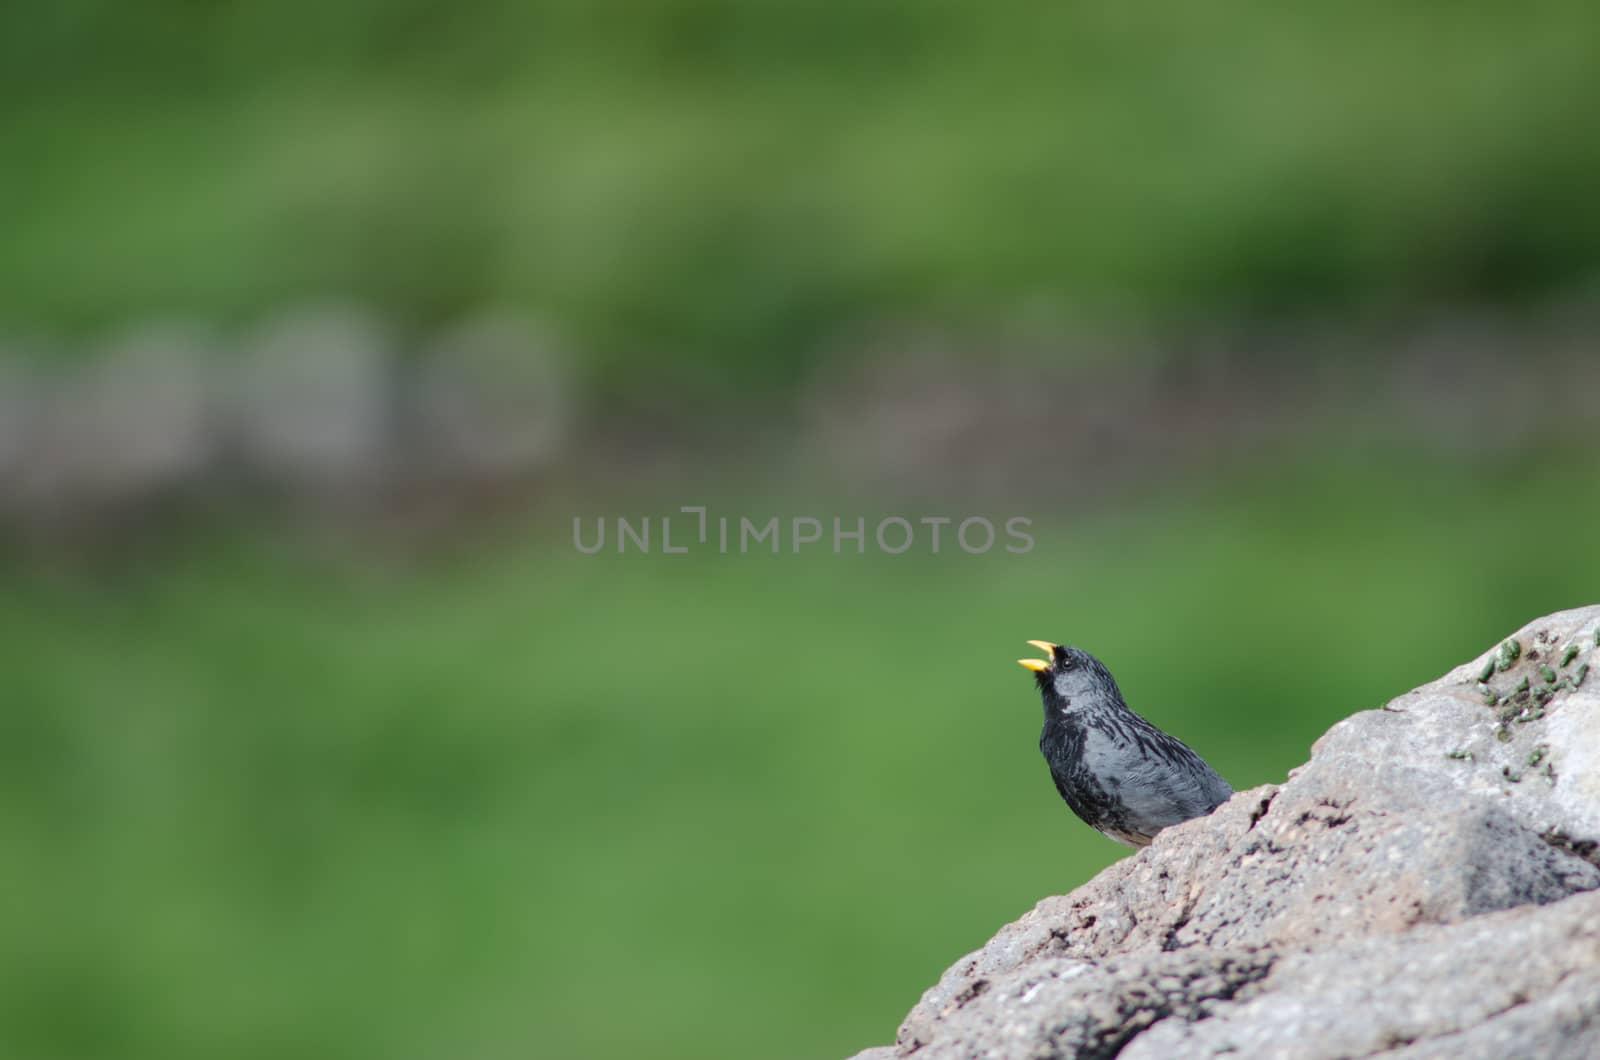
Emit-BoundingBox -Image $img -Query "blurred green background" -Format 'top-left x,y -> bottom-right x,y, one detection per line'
4,3 -> 1600,1059
7,1 -> 1600,396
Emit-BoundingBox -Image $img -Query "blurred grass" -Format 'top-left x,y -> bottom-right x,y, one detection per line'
2,455 -> 1598,1059
4,2 -> 1600,400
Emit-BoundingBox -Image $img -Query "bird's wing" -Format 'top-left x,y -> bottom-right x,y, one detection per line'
1083,716 -> 1232,831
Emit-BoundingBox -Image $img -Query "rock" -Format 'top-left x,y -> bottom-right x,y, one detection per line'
800,332 -> 1067,500
855,605 -> 1600,1060
0,346 -> 40,500
1117,893 -> 1600,1060
227,305 -> 392,490
17,323 -> 215,509
410,312 -> 572,481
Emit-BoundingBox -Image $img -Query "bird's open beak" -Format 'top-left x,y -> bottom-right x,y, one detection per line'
1017,640 -> 1057,672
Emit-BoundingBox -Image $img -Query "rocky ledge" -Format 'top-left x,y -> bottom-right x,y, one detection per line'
851,605 -> 1600,1060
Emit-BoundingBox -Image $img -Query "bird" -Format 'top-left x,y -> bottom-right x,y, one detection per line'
1018,640 -> 1232,848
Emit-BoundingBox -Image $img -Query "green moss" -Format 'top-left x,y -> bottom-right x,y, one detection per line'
1560,644 -> 1580,668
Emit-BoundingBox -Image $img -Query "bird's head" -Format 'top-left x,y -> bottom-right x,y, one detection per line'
1017,640 -> 1123,711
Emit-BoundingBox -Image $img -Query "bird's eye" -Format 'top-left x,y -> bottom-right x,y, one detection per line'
1058,656 -> 1074,671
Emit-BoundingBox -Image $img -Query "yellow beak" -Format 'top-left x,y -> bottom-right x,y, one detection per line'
1017,640 -> 1058,671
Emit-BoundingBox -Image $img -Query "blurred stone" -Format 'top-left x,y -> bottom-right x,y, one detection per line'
229,304 -> 391,490
0,347 -> 40,499
854,605 -> 1600,1060
800,325 -> 1226,503
19,323 -> 215,508
801,330 -> 1063,499
411,312 -> 571,481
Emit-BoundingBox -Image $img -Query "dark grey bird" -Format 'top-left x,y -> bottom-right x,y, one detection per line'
1018,641 -> 1231,848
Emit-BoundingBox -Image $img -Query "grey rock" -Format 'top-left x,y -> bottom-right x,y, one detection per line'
1119,890 -> 1600,1060
0,348 -> 40,497
411,312 -> 572,480
858,605 -> 1600,1060
1316,611 -> 1600,845
228,305 -> 391,489
907,949 -> 1276,1060
18,323 -> 215,507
